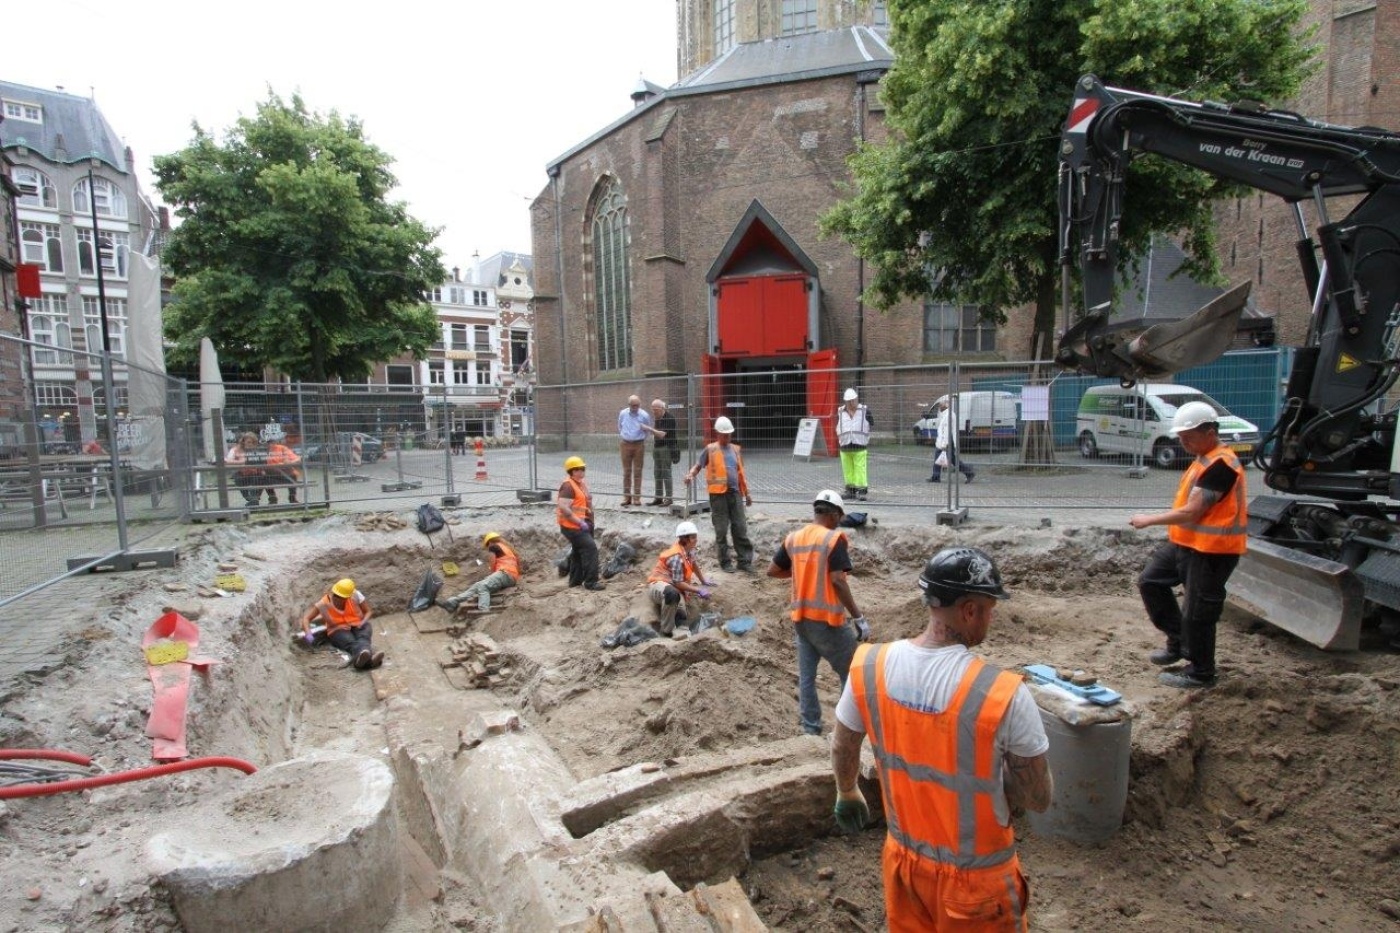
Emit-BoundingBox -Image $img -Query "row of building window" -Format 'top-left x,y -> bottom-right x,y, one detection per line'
14,169 -> 128,219
33,383 -> 129,407
428,286 -> 491,307
26,294 -> 129,366
21,221 -> 131,278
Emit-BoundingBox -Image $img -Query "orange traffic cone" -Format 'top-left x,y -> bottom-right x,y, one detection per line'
474,438 -> 488,481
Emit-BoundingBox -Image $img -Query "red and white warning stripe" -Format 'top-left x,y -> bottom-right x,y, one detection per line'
1066,97 -> 1099,134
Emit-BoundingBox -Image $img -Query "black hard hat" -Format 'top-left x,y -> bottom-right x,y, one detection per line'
918,547 -> 1009,606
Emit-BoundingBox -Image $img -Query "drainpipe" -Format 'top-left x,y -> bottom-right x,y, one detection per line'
550,166 -> 569,448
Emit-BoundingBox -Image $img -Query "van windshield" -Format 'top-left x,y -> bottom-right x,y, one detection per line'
1156,393 -> 1228,416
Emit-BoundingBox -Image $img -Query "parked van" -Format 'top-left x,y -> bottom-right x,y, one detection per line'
913,391 -> 1020,451
1077,383 -> 1260,468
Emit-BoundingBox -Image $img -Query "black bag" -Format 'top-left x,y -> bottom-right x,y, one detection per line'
409,569 -> 442,612
416,503 -> 446,535
670,446 -> 681,464
840,511 -> 872,528
601,541 -> 638,579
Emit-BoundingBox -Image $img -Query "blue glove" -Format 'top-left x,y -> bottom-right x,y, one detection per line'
852,617 -> 871,641
578,521 -> 591,534
696,588 -> 711,600
833,793 -> 870,833
302,632 -> 316,645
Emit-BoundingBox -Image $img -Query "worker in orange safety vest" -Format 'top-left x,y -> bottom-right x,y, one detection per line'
442,532 -> 521,613
830,546 -> 1052,932
682,416 -> 754,572
300,578 -> 381,671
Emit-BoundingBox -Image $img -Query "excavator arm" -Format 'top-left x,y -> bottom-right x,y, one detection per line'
1058,75 -> 1400,649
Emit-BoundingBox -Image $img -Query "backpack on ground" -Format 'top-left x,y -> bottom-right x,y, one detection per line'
416,502 -> 453,546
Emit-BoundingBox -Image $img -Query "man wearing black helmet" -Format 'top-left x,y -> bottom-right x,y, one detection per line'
830,546 -> 1051,932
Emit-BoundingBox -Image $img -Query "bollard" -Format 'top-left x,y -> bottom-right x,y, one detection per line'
474,438 -> 488,481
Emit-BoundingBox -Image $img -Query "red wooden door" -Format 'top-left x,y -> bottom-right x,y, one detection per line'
807,349 -> 839,455
701,354 -> 725,437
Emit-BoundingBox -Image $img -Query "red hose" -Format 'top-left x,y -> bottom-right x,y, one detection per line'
0,755 -> 258,800
0,749 -> 92,766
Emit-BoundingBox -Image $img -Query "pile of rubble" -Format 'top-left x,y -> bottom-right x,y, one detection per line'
440,631 -> 511,689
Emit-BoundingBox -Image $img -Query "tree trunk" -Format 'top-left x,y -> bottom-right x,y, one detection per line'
1019,265 -> 1059,464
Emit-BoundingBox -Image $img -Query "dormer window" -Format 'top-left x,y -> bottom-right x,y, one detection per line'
73,176 -> 128,220
2,99 -> 42,124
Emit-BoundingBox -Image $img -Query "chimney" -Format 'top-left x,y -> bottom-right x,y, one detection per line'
158,206 -> 171,230
631,74 -> 654,108
452,266 -> 460,283
472,250 -> 481,286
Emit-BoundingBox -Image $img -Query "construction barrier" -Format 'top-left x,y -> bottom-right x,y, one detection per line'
474,438 -> 488,481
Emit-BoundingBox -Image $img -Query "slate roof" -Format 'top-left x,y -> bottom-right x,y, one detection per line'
0,81 -> 127,171
476,251 -> 534,289
548,26 -> 893,171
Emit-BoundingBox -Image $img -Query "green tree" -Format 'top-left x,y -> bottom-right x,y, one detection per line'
155,93 -> 445,382
823,0 -> 1314,360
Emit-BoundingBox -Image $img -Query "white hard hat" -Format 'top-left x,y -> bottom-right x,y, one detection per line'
814,489 -> 845,513
676,520 -> 699,538
843,388 -> 859,401
1170,401 -> 1219,435
714,416 -> 735,434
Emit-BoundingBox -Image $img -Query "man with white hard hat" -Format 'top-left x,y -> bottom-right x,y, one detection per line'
836,387 -> 873,501
768,489 -> 869,735
646,520 -> 715,636
684,416 -> 755,572
1129,400 -> 1248,688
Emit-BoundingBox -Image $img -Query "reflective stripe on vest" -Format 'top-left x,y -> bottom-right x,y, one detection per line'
703,442 -> 747,496
317,593 -> 364,635
647,542 -> 696,586
785,525 -> 847,626
558,477 -> 590,530
837,405 -> 871,446
1168,445 -> 1248,554
492,541 -> 521,581
851,642 -> 1022,870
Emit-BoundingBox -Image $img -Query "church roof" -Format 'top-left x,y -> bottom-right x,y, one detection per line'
547,26 -> 892,171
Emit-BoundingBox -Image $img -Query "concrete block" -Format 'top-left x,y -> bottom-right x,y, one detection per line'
148,754 -> 398,933
560,762 -> 673,837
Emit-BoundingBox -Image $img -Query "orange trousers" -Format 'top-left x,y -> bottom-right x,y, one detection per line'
882,836 -> 1028,932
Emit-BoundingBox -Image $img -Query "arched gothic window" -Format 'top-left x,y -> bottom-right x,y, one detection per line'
590,179 -> 632,371
72,176 -> 128,219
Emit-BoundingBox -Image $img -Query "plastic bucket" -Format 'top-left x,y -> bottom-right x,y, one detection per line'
1027,699 -> 1131,845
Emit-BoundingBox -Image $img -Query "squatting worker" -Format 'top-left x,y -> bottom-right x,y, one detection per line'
647,520 -> 714,636
1129,400 -> 1247,688
683,416 -> 755,572
836,387 -> 872,501
831,547 -> 1052,932
442,532 -> 521,613
557,456 -> 606,591
301,578 -> 382,671
618,394 -> 664,507
648,398 -> 679,506
768,489 -> 869,736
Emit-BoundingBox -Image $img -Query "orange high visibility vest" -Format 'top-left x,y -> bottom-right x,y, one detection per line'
784,524 -> 848,626
1168,444 -> 1247,555
316,592 -> 365,636
558,477 -> 590,530
490,540 -> 521,581
702,442 -> 749,496
850,643 -> 1023,871
648,542 -> 697,586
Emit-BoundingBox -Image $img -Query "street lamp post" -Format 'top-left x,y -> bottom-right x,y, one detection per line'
87,157 -> 129,548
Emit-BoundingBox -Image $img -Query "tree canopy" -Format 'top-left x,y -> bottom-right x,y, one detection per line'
155,93 -> 445,382
823,0 -> 1315,359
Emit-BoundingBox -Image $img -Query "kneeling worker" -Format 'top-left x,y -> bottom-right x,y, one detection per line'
647,520 -> 715,636
301,578 -> 382,670
443,532 -> 521,613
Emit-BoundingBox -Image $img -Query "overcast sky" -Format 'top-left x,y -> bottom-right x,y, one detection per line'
6,0 -> 678,271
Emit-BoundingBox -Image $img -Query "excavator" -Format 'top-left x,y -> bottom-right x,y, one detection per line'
1057,74 -> 1400,650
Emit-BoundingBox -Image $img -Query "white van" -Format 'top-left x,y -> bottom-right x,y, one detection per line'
913,391 -> 1020,451
1077,383 -> 1260,468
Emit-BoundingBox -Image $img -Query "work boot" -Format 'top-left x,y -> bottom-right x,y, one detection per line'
648,498 -> 664,506
288,489 -> 298,503
1149,645 -> 1183,666
856,488 -> 868,501
354,649 -> 372,670
927,476 -> 941,483
720,561 -> 736,573
1159,666 -> 1216,688
369,651 -> 384,669
584,581 -> 607,591
266,492 -> 278,504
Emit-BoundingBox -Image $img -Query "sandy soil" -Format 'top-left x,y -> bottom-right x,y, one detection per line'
0,508 -> 1397,931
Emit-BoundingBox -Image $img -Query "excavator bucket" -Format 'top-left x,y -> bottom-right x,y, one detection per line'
1058,281 -> 1252,383
1226,538 -> 1366,650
